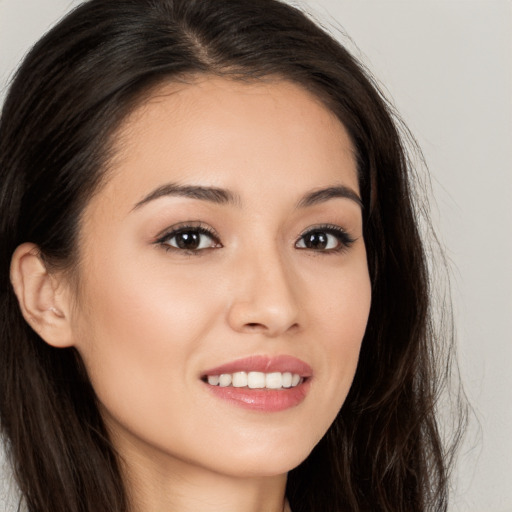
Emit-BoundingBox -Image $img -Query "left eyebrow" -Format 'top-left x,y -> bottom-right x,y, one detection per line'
296,186 -> 363,209
132,183 -> 241,211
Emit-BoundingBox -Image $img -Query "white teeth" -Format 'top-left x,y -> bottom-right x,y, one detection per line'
206,371 -> 303,389
247,371 -> 265,388
207,375 -> 220,386
218,374 -> 232,387
232,372 -> 248,387
265,372 -> 282,389
282,372 -> 292,388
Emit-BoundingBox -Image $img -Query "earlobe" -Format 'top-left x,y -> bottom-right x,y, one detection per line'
10,243 -> 74,348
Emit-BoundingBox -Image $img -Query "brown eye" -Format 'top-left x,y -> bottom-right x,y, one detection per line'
174,231 -> 203,250
161,227 -> 220,251
295,226 -> 355,252
300,231 -> 330,250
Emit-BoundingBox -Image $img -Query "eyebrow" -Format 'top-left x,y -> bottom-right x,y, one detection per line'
132,183 -> 241,210
132,182 -> 362,211
296,185 -> 363,209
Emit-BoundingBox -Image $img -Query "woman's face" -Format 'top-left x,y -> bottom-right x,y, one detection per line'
68,77 -> 371,479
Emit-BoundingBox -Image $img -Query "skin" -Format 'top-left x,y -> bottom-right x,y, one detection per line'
12,77 -> 371,512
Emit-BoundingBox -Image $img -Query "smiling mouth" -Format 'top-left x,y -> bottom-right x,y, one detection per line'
201,356 -> 312,411
202,371 -> 305,390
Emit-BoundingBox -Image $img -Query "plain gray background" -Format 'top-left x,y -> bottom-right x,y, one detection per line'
1,0 -> 511,510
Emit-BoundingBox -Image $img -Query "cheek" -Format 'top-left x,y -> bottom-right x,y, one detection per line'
71,252 -> 222,426
77,244 -> 223,352
304,257 -> 371,434
306,247 -> 371,350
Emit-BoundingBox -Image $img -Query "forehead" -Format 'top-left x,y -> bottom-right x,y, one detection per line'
93,76 -> 359,216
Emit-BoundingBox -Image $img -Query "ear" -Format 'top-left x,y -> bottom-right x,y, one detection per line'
10,243 -> 74,348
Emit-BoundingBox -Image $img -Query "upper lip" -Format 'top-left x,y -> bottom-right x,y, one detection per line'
202,355 -> 313,378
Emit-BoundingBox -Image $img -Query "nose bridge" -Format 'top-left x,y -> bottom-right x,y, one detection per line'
227,239 -> 300,336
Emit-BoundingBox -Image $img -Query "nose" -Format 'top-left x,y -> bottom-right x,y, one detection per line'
226,248 -> 301,337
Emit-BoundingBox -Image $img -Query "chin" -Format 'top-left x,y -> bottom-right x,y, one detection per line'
205,434 -> 319,479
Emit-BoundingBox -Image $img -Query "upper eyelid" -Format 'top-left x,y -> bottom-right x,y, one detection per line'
300,223 -> 344,232
154,222 -> 220,242
296,223 -> 352,238
295,224 -> 357,248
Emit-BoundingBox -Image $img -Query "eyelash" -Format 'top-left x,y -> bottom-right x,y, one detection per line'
155,223 -> 222,255
295,224 -> 356,254
155,223 -> 356,255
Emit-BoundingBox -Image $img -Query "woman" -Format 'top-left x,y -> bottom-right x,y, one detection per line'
0,0 -> 464,511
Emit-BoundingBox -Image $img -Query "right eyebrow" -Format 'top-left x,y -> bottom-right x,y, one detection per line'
131,183 -> 241,211
296,185 -> 363,209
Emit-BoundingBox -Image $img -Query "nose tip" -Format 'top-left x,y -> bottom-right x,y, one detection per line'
227,259 -> 301,337
228,302 -> 300,337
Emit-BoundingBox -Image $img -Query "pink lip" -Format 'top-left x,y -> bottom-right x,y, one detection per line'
202,355 -> 313,378
201,355 -> 313,412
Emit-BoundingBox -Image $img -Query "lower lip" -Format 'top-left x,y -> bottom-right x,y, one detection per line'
204,380 -> 311,412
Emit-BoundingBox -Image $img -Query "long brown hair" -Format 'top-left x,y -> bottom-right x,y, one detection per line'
0,0 -> 465,510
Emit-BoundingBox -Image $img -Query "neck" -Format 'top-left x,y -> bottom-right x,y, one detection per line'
120,445 -> 289,512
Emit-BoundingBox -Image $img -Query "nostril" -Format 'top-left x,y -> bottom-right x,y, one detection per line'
244,322 -> 267,331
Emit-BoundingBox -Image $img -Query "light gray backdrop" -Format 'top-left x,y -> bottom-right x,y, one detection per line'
1,0 -> 511,511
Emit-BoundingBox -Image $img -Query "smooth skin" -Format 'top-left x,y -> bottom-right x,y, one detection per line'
11,77 -> 371,512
